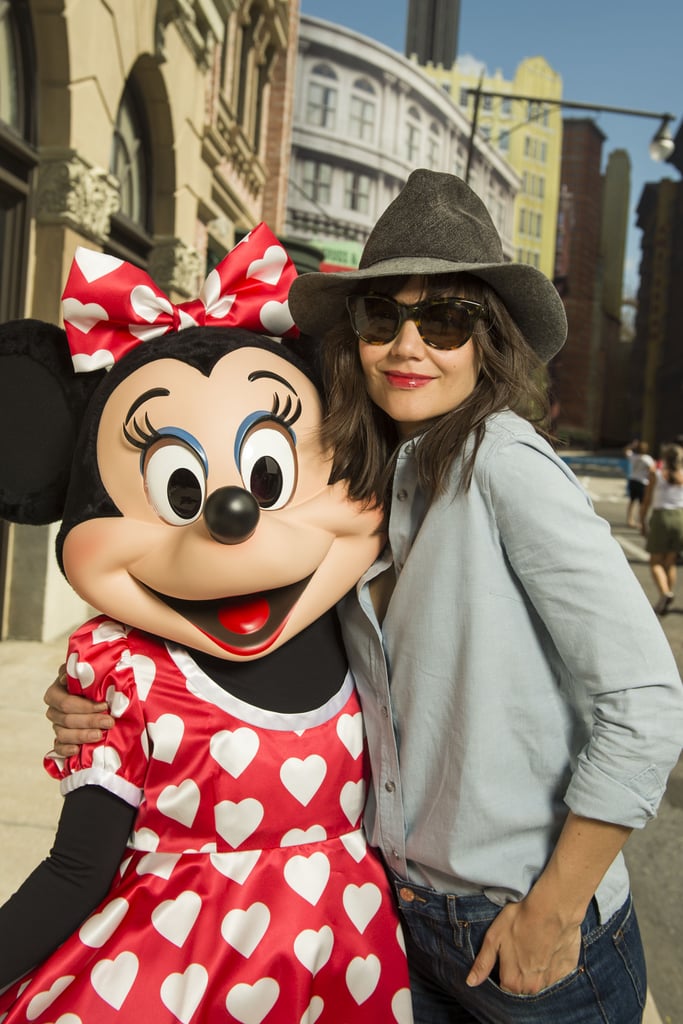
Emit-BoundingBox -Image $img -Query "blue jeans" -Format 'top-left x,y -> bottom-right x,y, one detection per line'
391,876 -> 646,1023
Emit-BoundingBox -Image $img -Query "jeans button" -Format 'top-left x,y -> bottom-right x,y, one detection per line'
399,887 -> 416,902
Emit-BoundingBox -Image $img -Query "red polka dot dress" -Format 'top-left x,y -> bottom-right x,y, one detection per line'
0,616 -> 412,1023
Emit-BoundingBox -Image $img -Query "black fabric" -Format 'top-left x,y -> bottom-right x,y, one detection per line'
0,786 -> 135,990
191,608 -> 348,712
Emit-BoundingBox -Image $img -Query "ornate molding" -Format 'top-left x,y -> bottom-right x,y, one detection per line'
149,237 -> 204,298
156,0 -> 226,68
35,151 -> 120,242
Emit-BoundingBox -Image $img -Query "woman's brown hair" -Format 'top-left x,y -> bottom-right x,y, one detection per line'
320,273 -> 552,508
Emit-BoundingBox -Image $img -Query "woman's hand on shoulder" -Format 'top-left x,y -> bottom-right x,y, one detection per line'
44,666 -> 115,756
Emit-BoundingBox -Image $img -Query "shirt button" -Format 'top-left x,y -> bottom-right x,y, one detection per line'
381,706 -> 389,718
392,849 -> 400,859
399,886 -> 416,902
396,489 -> 408,501
385,780 -> 396,792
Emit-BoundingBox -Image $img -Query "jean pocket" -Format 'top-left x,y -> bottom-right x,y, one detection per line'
611,898 -> 646,1010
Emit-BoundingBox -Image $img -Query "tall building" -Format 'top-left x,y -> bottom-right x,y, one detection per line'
549,120 -> 630,447
0,0 -> 298,641
419,56 -> 563,281
286,16 -> 519,266
405,0 -> 460,67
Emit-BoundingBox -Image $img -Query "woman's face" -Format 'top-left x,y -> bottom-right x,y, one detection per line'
357,276 -> 480,439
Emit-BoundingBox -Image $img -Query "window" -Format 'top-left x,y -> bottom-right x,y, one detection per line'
405,105 -> 421,162
306,65 -> 337,130
500,97 -> 512,117
349,79 -> 375,142
498,130 -> 510,153
427,123 -> 441,166
483,94 -> 493,112
519,208 -> 527,233
344,170 -> 371,213
538,176 -> 545,199
110,80 -> 151,229
302,160 -> 332,204
459,87 -> 469,107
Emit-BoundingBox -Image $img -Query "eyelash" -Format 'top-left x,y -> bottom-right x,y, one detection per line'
123,393 -> 302,453
123,411 -> 160,451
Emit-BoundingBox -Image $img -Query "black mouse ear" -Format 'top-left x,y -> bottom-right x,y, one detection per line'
0,319 -> 106,524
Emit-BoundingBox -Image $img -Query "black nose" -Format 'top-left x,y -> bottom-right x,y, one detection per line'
204,486 -> 260,544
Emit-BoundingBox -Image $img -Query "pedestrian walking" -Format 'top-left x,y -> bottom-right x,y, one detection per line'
641,442 -> 683,614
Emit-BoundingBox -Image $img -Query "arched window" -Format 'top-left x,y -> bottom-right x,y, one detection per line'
109,78 -> 152,263
306,64 -> 337,130
350,78 -> 375,142
427,122 -> 441,167
0,0 -> 36,322
405,105 -> 421,163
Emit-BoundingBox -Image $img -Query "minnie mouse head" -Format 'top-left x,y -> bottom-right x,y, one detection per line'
0,226 -> 383,659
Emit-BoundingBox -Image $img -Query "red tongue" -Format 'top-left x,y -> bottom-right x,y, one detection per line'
218,596 -> 270,635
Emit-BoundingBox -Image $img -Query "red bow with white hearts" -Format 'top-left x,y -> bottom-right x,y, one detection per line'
61,222 -> 299,373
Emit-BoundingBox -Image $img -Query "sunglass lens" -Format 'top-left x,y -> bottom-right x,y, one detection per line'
352,296 -> 399,343
420,302 -> 474,349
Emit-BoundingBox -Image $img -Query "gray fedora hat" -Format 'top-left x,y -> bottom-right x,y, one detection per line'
289,169 -> 567,363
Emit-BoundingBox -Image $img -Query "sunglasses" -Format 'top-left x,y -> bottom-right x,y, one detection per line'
346,294 -> 484,350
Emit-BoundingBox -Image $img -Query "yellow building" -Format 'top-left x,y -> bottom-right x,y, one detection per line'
422,57 -> 563,280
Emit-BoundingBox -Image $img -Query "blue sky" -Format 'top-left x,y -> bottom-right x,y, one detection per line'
299,0 -> 682,292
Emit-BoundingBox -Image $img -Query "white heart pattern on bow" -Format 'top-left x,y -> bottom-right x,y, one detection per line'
246,245 -> 288,285
62,298 -> 108,335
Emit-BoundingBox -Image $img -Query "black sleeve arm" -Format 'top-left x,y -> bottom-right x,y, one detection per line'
0,786 -> 135,989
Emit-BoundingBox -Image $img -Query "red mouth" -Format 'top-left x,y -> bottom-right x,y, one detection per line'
149,576 -> 312,655
384,371 -> 433,389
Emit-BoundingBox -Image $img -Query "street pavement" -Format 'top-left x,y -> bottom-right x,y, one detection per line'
0,460 -> 680,1022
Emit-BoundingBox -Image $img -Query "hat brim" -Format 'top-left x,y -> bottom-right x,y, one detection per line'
289,257 -> 567,363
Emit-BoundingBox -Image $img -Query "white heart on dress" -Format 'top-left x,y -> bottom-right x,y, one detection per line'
157,779 -> 201,828
280,755 -> 327,806
210,728 -> 260,778
392,987 -> 414,1023
135,851 -> 181,877
74,247 -> 123,282
220,901 -> 270,958
280,825 -> 327,848
259,299 -> 294,336
90,951 -> 139,1010
343,882 -> 382,934
293,925 -> 334,975
25,975 -> 75,1019
152,890 -> 202,948
283,852 -> 330,906
346,953 -> 381,1006
214,798 -> 264,849
105,684 -> 130,719
131,829 -> 160,854
62,297 -> 108,334
336,712 -> 364,759
300,995 -> 324,1024
91,745 -> 122,773
92,619 -> 127,644
225,978 -> 280,1024
66,652 -> 95,690
149,714 -> 185,764
340,829 -> 367,863
115,650 -> 156,700
340,778 -> 366,825
210,849 -> 261,884
160,963 -> 208,1024
246,245 -> 287,285
79,897 -> 129,947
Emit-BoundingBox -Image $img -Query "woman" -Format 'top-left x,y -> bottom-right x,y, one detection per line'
624,440 -> 654,527
45,171 -> 683,1023
640,442 -> 683,614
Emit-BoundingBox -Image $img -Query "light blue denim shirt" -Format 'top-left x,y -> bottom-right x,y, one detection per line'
339,410 -> 683,920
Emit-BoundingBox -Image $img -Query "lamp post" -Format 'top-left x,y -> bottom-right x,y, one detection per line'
464,87 -> 675,184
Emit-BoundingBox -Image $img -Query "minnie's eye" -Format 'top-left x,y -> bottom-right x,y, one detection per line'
143,439 -> 207,525
238,423 -> 297,510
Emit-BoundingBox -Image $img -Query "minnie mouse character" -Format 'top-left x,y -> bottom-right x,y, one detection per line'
0,226 -> 412,1023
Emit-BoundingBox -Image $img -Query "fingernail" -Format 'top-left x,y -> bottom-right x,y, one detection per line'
89,731 -> 104,742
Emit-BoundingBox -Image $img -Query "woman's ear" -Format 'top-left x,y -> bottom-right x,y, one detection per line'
0,319 -> 106,524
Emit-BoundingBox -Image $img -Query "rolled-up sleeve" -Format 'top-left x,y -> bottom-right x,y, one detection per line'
486,438 -> 683,828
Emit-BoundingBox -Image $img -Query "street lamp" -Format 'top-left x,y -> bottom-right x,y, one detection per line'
464,86 -> 676,183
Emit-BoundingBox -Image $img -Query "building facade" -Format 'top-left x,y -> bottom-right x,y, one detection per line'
423,56 -> 563,280
286,15 -> 520,266
0,0 -> 298,641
